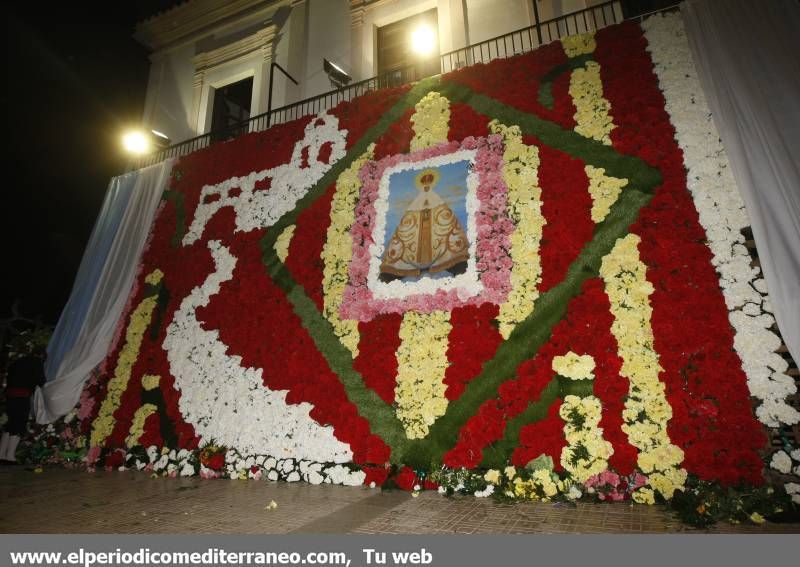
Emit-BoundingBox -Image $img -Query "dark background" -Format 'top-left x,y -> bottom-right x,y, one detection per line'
3,2 -> 178,325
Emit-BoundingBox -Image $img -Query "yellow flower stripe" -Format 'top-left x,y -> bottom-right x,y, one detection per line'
274,224 -> 296,263
320,147 -> 375,357
585,165 -> 629,223
394,310 -> 452,438
141,374 -> 160,391
490,121 -> 545,339
600,235 -> 687,498
560,395 -> 614,483
410,91 -> 450,152
569,61 -> 614,145
393,92 -> 453,438
125,403 -> 157,448
563,40 -> 627,221
555,352 -> 613,483
90,269 -> 163,449
562,31 -> 597,58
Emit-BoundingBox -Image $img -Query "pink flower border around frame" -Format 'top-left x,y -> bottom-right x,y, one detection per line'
340,135 -> 514,321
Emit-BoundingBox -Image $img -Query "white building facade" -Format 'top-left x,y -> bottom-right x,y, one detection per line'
135,0 -> 622,146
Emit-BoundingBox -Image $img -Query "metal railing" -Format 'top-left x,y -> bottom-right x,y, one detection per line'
440,0 -> 622,73
130,64 -> 421,169
132,1 -> 628,169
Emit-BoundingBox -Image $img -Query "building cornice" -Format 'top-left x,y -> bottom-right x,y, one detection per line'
135,0 -> 287,52
193,24 -> 277,71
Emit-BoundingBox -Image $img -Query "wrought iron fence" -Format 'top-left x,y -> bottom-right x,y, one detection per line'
440,0 -> 622,73
131,1 -> 628,170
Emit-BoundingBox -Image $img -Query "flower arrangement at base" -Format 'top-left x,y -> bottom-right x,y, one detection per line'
199,442 -> 226,477
18,409 -> 87,468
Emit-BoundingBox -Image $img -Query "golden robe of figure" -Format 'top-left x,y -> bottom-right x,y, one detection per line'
380,168 -> 469,279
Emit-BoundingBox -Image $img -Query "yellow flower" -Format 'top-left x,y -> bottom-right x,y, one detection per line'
141,374 -> 160,391
749,512 -> 765,524
484,469 -> 501,484
490,120 -> 545,339
394,311 -> 452,438
632,488 -> 655,505
561,31 -> 596,58
144,269 -> 164,286
585,165 -> 628,223
601,235 -> 686,499
552,351 -> 596,380
410,92 -> 451,151
320,147 -> 375,357
90,274 -> 161,449
125,404 -> 157,448
504,466 -> 517,480
569,61 -> 614,145
274,224 -> 296,263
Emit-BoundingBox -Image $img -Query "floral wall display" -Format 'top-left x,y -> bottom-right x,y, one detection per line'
59,13 -> 798,521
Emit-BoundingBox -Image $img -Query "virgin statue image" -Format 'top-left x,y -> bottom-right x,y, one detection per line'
380,167 -> 469,282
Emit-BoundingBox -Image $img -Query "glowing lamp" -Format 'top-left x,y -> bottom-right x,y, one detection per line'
122,131 -> 150,155
411,25 -> 436,56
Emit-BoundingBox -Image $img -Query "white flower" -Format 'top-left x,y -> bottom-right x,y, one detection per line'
785,483 -> 800,505
146,446 -> 159,463
770,451 -> 792,474
183,112 -> 346,246
163,241 -> 353,461
643,13 -> 797,429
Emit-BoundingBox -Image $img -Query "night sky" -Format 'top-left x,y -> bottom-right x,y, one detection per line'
4,3 -> 178,324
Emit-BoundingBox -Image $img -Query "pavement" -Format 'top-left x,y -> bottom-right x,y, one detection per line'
1,466 -> 798,534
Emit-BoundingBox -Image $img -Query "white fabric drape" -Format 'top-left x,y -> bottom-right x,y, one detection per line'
34,159 -> 175,423
681,0 -> 800,361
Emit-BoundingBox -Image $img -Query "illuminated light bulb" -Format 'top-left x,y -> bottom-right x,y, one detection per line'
411,25 -> 436,56
122,131 -> 150,155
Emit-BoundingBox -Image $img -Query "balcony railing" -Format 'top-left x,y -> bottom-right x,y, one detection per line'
132,0 -> 634,170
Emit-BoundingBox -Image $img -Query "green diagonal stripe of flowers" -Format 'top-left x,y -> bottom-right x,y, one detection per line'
261,79 -> 441,458
254,73 -> 660,468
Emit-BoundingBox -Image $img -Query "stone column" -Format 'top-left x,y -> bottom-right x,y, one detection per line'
252,25 -> 277,120
350,2 -> 367,81
190,69 -> 205,135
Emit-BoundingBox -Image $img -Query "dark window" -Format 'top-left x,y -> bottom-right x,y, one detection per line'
377,8 -> 439,85
210,76 -> 253,141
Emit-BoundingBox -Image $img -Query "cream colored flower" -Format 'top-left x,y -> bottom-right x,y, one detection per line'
274,224 -> 296,263
569,61 -> 614,145
601,235 -> 686,498
562,31 -> 596,58
490,120 -> 545,339
484,469 -> 501,484
552,351 -> 596,380
320,146 -> 375,357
